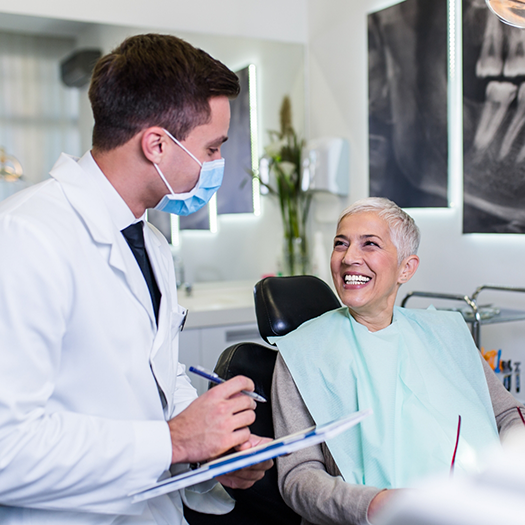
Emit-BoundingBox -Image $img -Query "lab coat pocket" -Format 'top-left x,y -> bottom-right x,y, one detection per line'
170,305 -> 188,340
150,306 -> 187,412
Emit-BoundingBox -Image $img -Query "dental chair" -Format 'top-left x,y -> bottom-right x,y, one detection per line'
184,275 -> 341,525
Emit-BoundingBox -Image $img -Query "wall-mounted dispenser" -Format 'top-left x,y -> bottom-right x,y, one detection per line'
302,137 -> 349,196
60,49 -> 102,88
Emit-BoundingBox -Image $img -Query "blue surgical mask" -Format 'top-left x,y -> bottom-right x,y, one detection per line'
153,129 -> 224,216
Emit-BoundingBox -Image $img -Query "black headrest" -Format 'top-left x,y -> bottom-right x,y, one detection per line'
254,275 -> 341,345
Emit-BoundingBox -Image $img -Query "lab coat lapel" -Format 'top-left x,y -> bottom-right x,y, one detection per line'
49,154 -> 157,327
145,225 -> 171,359
144,224 -> 180,415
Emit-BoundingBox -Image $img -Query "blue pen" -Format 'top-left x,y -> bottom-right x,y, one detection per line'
189,365 -> 267,403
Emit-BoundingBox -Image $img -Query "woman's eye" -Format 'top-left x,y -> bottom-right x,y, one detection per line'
364,241 -> 378,247
208,148 -> 219,155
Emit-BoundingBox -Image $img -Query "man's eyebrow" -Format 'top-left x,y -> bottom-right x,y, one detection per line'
207,136 -> 228,147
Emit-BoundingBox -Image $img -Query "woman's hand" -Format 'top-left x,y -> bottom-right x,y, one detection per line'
216,434 -> 274,489
367,489 -> 404,523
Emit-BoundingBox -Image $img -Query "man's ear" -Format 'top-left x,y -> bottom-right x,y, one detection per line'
398,255 -> 420,284
141,127 -> 166,164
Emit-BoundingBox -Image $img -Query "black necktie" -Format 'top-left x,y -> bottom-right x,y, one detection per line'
121,221 -> 161,324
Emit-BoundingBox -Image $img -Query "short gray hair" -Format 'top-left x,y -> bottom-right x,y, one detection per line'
337,197 -> 420,262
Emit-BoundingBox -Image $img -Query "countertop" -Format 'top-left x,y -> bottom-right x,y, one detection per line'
177,280 -> 258,329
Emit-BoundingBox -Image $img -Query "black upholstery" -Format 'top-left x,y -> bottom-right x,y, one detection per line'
255,275 -> 341,344
185,275 -> 340,524
184,342 -> 300,525
213,343 -> 276,438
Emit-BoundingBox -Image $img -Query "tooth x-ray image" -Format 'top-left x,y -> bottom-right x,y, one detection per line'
464,0 -> 525,233
368,0 -> 448,208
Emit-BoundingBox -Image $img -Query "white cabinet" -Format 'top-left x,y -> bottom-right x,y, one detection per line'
179,322 -> 270,395
175,280 -> 272,395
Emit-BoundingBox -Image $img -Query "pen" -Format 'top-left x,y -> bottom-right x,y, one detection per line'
189,365 -> 267,403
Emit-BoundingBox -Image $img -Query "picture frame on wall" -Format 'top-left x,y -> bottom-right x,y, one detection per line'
368,0 -> 448,208
463,0 -> 525,233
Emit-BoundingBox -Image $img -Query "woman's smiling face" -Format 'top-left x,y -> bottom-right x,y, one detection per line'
330,211 -> 413,329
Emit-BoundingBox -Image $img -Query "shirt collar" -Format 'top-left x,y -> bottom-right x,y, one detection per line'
77,151 -> 144,231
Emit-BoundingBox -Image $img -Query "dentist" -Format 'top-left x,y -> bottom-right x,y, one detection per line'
0,33 -> 271,524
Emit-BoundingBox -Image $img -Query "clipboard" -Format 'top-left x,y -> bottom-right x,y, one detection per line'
130,408 -> 372,503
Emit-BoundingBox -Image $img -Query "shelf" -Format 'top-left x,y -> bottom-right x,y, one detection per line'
468,308 -> 525,325
445,307 -> 525,325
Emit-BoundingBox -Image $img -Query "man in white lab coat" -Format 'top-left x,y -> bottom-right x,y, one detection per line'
0,34 -> 271,524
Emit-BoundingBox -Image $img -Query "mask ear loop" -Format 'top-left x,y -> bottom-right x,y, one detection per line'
163,129 -> 202,167
153,163 -> 176,194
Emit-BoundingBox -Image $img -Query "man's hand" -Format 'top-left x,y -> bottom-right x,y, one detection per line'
217,434 -> 274,489
168,376 -> 257,464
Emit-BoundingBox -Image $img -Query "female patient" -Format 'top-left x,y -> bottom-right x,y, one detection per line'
272,197 -> 524,525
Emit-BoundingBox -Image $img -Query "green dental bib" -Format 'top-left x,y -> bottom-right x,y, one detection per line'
275,306 -> 499,489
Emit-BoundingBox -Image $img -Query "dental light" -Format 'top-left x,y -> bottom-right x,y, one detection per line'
486,0 -> 525,29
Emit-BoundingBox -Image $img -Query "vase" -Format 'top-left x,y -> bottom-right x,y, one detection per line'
279,191 -> 311,276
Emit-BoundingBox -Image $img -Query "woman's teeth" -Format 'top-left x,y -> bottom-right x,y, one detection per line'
344,275 -> 371,284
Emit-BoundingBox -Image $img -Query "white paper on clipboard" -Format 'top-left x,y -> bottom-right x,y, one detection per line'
130,408 -> 372,503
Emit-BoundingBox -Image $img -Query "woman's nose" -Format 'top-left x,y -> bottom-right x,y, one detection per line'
342,245 -> 361,266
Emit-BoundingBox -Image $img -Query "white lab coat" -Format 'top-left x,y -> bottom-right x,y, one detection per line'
0,153 -> 233,524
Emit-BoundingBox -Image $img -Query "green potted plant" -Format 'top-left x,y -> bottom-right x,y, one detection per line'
256,96 -> 312,275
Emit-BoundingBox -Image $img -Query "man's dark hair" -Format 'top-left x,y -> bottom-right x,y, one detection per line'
88,33 -> 240,151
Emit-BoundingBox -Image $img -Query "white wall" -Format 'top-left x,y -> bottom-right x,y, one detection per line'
306,0 -> 525,364
0,0 -> 308,43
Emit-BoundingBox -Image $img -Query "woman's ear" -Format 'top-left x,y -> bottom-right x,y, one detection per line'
398,255 -> 420,284
141,127 -> 166,164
